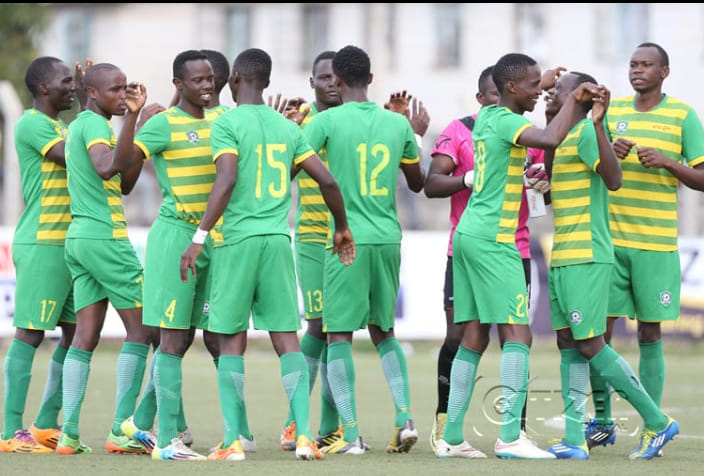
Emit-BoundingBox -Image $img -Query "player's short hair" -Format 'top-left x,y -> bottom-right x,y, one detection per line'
201,49 -> 230,92
569,71 -> 598,113
312,50 -> 336,75
24,56 -> 64,97
173,50 -> 209,80
636,42 -> 669,67
83,63 -> 120,89
332,45 -> 370,88
492,53 -> 537,93
478,65 -> 495,94
233,48 -> 272,86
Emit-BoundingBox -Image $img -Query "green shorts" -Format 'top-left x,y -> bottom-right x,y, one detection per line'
143,216 -> 211,330
295,240 -> 326,320
453,232 -> 529,325
549,263 -> 610,340
12,243 -> 75,330
208,234 -> 300,334
64,237 -> 143,312
608,247 -> 680,322
323,244 -> 400,333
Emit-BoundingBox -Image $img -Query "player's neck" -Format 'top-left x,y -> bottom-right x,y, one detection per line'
634,89 -> 664,112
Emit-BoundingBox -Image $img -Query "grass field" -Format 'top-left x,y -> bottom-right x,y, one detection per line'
1,336 -> 703,475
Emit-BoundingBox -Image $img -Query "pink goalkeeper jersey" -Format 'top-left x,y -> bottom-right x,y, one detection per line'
431,115 -> 543,258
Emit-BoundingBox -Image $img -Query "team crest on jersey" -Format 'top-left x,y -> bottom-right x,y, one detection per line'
570,310 -> 582,324
659,291 -> 672,307
187,131 -> 200,144
615,120 -> 629,134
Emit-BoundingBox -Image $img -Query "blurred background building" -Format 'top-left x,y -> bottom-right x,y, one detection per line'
1,3 -> 703,236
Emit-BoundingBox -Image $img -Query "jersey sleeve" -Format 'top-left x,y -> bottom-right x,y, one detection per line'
576,121 -> 600,171
302,112 -> 328,153
134,112 -> 170,160
681,106 -> 704,167
211,114 -> 237,162
401,120 -> 419,164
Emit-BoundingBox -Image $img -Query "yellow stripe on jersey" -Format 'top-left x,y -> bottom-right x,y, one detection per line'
551,178 -> 591,192
40,196 -> 70,206
293,149 -> 315,166
214,148 -> 238,161
401,156 -> 419,164
40,160 -> 63,172
163,146 -> 212,159
551,248 -> 593,261
42,179 -> 67,189
172,183 -> 213,195
103,180 -> 121,191
38,213 -> 71,223
612,238 -> 676,252
612,187 -> 676,203
554,214 -> 590,227
298,178 -> 319,188
166,164 -> 215,178
552,196 -> 589,210
609,204 -> 677,220
301,195 -> 325,205
40,137 -> 63,157
622,168 -> 678,187
111,212 -> 125,222
36,230 -> 68,241
553,231 -> 592,243
498,217 -> 518,229
300,211 -> 329,221
176,202 -> 207,213
113,228 -> 128,239
497,233 -> 515,243
86,138 -> 111,149
298,225 -> 329,235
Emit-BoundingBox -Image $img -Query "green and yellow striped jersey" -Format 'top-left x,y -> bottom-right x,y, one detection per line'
13,109 -> 71,245
606,94 -> 704,251
550,119 -> 613,267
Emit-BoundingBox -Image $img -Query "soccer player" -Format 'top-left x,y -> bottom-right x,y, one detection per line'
111,49 -> 227,461
585,41 -> 704,451
546,70 -> 680,460
302,45 -> 425,455
55,63 -> 155,455
180,47 -> 355,462
0,57 -> 78,454
279,50 -> 344,452
424,65 -> 548,456
120,49 -> 256,456
434,53 -> 605,460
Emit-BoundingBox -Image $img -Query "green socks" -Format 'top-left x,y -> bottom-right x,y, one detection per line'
560,348 -> 589,446
154,351 -> 183,447
639,339 -> 664,405
61,346 -> 93,440
327,341 -> 359,442
377,337 -> 412,426
112,342 -> 149,435
217,354 -> 245,447
589,345 -> 667,431
498,342 -> 529,443
443,345 -> 481,445
2,339 -> 36,438
34,344 -> 68,430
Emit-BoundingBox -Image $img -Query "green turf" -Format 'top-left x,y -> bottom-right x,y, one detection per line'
1,336 -> 703,475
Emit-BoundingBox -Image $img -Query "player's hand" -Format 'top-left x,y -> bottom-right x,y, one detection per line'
591,85 -> 610,123
283,97 -> 310,125
180,243 -> 203,282
539,66 -> 567,91
524,163 -> 550,193
408,97 -> 430,137
125,82 -> 147,114
137,103 -> 166,130
267,93 -> 288,114
613,138 -> 637,159
74,58 -> 93,110
332,228 -> 356,266
636,146 -> 667,169
572,82 -> 605,104
384,90 -> 411,116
